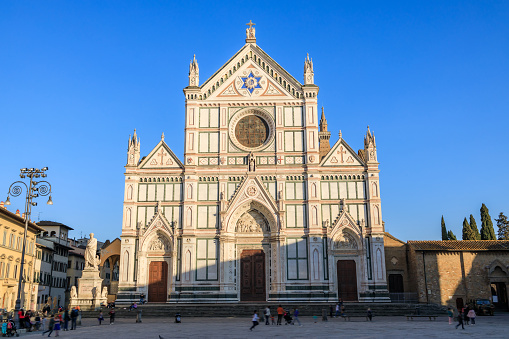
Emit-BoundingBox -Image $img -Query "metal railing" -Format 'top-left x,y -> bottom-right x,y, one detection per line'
390,292 -> 419,303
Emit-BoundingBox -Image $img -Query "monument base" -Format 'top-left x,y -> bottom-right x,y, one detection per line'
69,268 -> 107,311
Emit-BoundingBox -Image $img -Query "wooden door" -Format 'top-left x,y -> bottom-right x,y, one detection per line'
240,250 -> 265,301
337,260 -> 358,301
148,261 -> 168,302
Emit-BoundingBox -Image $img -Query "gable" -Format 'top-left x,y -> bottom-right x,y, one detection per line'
139,140 -> 184,169
226,176 -> 278,215
321,139 -> 365,167
200,44 -> 303,101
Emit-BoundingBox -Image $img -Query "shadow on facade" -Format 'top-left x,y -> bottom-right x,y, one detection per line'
406,241 -> 509,311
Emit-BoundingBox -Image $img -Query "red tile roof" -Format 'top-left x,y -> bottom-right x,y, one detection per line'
408,240 -> 509,251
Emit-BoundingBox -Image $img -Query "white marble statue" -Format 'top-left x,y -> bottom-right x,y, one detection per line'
102,286 -> 108,299
70,286 -> 78,299
85,233 -> 100,269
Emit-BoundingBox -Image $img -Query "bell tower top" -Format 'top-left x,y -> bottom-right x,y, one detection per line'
245,20 -> 256,44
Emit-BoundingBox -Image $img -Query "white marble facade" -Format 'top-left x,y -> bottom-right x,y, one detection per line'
117,23 -> 390,304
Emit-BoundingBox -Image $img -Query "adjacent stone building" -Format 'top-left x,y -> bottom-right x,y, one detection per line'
99,238 -> 120,302
384,235 -> 509,310
117,23 -> 389,304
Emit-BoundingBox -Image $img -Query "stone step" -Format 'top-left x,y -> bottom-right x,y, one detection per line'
81,303 -> 446,318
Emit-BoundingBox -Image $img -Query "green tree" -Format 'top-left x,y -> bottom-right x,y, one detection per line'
480,203 -> 496,240
470,214 -> 481,240
447,230 -> 457,240
462,217 -> 476,240
495,212 -> 509,240
441,216 -> 448,240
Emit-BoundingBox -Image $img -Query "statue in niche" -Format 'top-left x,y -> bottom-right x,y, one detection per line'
334,231 -> 358,250
248,152 -> 256,172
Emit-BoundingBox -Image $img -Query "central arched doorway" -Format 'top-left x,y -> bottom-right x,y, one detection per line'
241,250 -> 266,301
148,261 -> 168,302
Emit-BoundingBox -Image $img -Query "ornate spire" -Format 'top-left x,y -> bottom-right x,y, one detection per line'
245,20 -> 256,43
188,54 -> 199,87
318,107 -> 331,161
319,106 -> 328,132
161,132 -> 165,141
304,53 -> 314,85
363,125 -> 377,163
127,129 -> 140,166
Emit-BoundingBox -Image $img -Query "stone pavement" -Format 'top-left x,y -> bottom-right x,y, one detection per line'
19,314 -> 509,338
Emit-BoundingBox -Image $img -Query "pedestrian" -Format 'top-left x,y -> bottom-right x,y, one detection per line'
467,308 -> 476,325
109,308 -> 116,325
63,309 -> 70,331
41,315 -> 55,337
53,314 -> 61,337
249,310 -> 259,331
277,305 -> 284,325
264,306 -> 271,325
329,305 -> 333,318
271,314 -> 275,325
447,307 -> 453,325
18,309 -> 25,329
292,308 -> 302,326
25,310 -> 32,331
70,308 -> 78,330
463,306 -> 470,325
98,311 -> 104,325
35,313 -> 41,331
455,310 -> 464,330
335,303 -> 340,317
367,307 -> 373,321
341,305 -> 346,317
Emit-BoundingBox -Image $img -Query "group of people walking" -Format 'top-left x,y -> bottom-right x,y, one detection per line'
41,307 -> 80,337
449,306 -> 477,330
250,306 -> 302,331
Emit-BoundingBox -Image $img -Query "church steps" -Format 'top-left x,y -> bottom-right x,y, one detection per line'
81,303 -> 446,318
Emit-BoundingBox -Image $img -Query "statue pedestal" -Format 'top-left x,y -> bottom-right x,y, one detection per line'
69,268 -> 107,310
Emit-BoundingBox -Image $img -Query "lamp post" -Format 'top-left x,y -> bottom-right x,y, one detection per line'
5,167 -> 52,327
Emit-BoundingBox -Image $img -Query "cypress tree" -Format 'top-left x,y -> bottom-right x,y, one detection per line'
480,203 -> 496,240
441,216 -> 448,240
447,230 -> 457,240
462,217 -> 475,240
470,214 -> 481,240
495,212 -> 509,240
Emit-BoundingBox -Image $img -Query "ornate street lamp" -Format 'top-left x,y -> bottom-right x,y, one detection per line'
5,167 -> 52,326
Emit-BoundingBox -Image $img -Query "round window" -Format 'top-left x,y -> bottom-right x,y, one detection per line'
234,115 -> 269,148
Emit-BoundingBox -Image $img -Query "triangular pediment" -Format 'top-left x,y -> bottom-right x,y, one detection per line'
226,175 -> 278,214
139,140 -> 184,169
200,44 -> 303,101
321,138 -> 365,167
140,204 -> 174,251
330,209 -> 362,239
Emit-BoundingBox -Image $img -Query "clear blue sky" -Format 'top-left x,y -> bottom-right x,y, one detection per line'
1,1 -> 508,242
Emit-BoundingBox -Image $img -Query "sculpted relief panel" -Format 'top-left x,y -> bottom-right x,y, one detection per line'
148,234 -> 172,252
333,230 -> 358,250
236,210 -> 269,233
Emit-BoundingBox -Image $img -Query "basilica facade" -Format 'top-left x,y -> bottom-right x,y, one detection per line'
117,23 -> 389,303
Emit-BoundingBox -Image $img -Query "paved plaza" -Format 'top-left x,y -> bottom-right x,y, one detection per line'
18,313 -> 509,338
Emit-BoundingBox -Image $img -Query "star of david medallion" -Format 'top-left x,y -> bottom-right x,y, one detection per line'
247,186 -> 257,196
241,72 -> 262,94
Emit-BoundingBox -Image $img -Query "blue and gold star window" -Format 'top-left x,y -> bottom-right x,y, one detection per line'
241,72 -> 262,94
